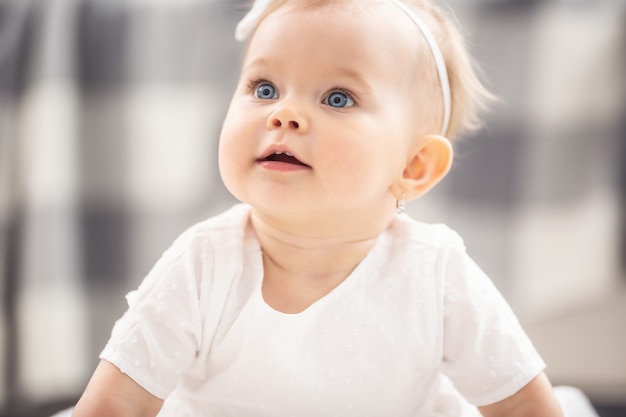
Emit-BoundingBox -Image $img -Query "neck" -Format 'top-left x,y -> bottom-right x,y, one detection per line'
250,208 -> 390,282
250,207 -> 395,314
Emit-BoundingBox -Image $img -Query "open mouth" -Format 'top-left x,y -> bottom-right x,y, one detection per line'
258,151 -> 310,167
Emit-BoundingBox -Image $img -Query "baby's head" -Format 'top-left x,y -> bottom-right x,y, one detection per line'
218,0 -> 492,229
235,0 -> 492,139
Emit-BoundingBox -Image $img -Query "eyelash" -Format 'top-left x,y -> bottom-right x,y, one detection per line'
245,77 -> 357,106
324,86 -> 357,106
247,77 -> 272,94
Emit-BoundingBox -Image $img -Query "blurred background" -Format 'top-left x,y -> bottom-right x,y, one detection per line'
0,0 -> 624,416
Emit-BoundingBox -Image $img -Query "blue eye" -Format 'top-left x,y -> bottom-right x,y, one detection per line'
325,91 -> 354,108
255,83 -> 278,99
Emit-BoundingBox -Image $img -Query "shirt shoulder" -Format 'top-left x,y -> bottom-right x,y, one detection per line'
159,204 -> 251,264
100,204 -> 253,398
388,213 -> 465,252
179,203 -> 251,246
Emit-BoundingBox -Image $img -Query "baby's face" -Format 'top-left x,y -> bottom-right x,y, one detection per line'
219,1 -> 425,223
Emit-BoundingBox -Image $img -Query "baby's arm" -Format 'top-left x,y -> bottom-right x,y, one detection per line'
72,359 -> 163,417
478,372 -> 563,417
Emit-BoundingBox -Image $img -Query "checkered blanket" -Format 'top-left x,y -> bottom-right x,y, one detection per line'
0,0 -> 624,412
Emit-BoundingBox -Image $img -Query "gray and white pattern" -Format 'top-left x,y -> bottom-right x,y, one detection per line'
0,0 -> 624,414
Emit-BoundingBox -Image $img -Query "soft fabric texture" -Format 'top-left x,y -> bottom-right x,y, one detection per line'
49,387 -> 603,417
101,204 -> 545,416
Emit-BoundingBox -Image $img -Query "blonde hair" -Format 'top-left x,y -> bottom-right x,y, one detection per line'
240,0 -> 494,140
401,0 -> 495,139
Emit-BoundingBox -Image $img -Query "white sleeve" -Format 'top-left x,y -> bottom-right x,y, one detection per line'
439,243 -> 546,407
100,227 -> 205,400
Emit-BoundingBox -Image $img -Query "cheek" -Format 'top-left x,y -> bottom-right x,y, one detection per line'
218,113 -> 246,188
322,123 -> 405,178
321,145 -> 399,192
217,120 -> 233,170
219,104 -> 253,158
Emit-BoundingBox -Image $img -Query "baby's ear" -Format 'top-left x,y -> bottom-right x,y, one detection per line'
393,135 -> 453,201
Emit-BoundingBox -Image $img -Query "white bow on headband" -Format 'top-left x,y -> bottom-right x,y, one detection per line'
234,0 -> 451,136
235,0 -> 273,42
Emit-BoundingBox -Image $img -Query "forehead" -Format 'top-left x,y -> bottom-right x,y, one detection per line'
244,1 -> 422,79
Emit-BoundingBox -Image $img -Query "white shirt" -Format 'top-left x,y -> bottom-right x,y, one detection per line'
101,204 -> 545,416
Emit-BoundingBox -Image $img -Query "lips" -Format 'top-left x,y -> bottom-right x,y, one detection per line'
257,149 -> 311,168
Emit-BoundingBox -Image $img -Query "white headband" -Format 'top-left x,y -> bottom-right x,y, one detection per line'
235,0 -> 451,136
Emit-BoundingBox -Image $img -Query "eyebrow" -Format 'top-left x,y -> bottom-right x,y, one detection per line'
331,67 -> 371,86
247,54 -> 367,77
242,57 -> 270,74
241,57 -> 271,74
243,58 -> 372,91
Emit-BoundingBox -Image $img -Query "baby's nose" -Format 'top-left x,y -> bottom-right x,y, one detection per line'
267,105 -> 308,132
271,119 -> 299,129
